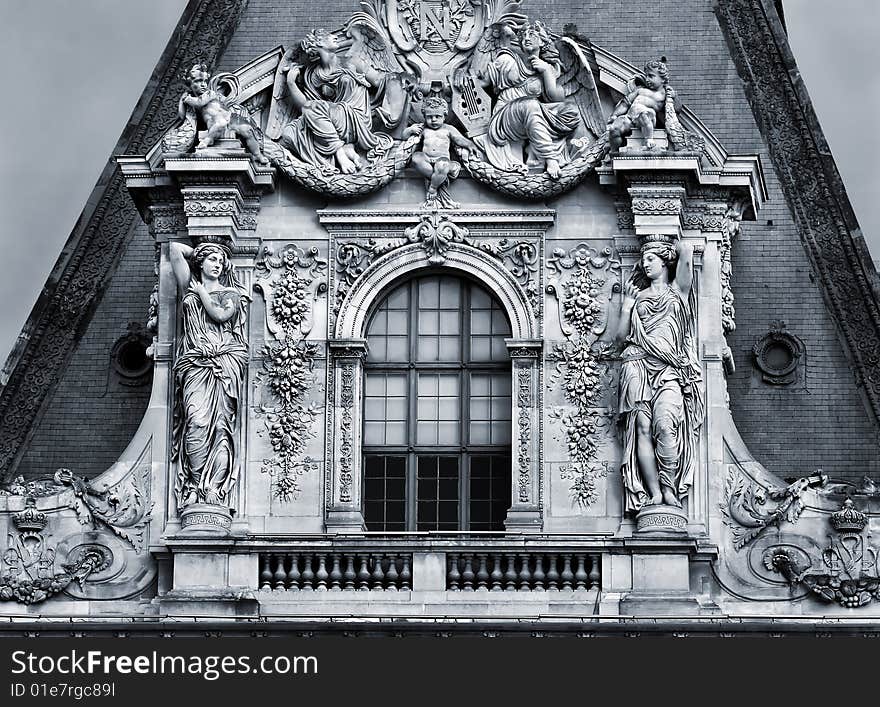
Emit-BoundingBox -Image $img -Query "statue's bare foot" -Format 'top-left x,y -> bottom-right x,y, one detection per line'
644,493 -> 664,507
335,149 -> 357,174
343,144 -> 362,170
546,159 -> 561,179
662,488 -> 682,507
645,140 -> 657,150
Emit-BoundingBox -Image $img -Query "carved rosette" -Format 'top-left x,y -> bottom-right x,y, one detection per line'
547,244 -> 620,507
255,245 -> 328,502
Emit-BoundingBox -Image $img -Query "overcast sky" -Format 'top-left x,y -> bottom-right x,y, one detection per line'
0,0 -> 877,366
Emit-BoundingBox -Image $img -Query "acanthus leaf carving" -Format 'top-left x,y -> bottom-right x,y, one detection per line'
720,468 -> 827,550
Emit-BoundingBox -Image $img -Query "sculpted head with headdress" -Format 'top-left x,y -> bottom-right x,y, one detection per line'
631,236 -> 678,289
190,242 -> 234,286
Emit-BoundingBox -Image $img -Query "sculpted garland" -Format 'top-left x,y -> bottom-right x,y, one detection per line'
255,245 -> 328,502
547,244 -> 620,507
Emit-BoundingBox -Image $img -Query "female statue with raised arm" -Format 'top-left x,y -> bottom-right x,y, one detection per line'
170,242 -> 249,512
616,237 -> 704,514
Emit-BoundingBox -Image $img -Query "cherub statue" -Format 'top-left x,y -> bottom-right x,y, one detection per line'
403,97 -> 480,209
607,57 -> 675,151
179,63 -> 269,164
266,21 -> 412,174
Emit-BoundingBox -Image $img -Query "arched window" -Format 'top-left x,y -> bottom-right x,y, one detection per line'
363,274 -> 513,531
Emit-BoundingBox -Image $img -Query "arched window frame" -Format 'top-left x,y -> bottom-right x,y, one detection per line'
326,242 -> 542,533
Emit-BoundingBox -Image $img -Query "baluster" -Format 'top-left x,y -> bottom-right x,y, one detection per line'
343,554 -> 356,590
574,554 -> 588,590
532,554 -> 546,591
475,554 -> 489,591
399,555 -> 412,590
371,554 -> 386,590
286,553 -> 301,591
504,555 -> 517,591
589,554 -> 601,589
301,554 -> 315,591
448,553 -> 461,591
518,552 -> 532,591
546,553 -> 559,591
490,554 -> 503,591
386,554 -> 399,591
462,555 -> 475,591
315,554 -> 329,591
560,554 -> 574,590
329,554 -> 343,591
260,555 -> 272,591
273,554 -> 287,591
357,555 -> 371,590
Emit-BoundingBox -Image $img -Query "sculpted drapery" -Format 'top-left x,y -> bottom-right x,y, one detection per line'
476,48 -> 580,175
617,240 -> 704,514
171,242 -> 249,511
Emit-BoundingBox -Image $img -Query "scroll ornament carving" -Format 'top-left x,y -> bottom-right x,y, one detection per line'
547,244 -> 620,507
766,499 -> 880,608
333,214 -> 538,313
720,468 -> 827,549
1,498 -> 111,605
255,245 -> 328,502
1,467 -> 152,553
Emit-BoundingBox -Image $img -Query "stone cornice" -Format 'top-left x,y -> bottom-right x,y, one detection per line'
716,0 -> 880,424
0,0 -> 250,481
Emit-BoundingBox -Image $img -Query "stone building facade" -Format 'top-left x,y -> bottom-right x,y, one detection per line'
1,0 -> 879,632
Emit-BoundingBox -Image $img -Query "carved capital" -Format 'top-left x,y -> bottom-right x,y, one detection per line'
329,339 -> 368,360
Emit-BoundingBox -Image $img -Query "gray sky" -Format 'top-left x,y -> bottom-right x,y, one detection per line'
0,0 -> 877,366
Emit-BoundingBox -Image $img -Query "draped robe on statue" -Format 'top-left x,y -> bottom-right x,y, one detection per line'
172,284 -> 248,509
476,50 -> 580,172
618,285 -> 704,514
280,63 -> 382,169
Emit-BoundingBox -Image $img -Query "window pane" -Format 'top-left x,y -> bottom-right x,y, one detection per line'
469,372 -> 512,446
365,373 -> 408,445
417,456 -> 460,531
469,455 -> 510,531
367,281 -> 410,362
364,456 -> 407,531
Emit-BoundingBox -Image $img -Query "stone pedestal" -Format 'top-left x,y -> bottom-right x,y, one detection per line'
179,503 -> 232,536
635,505 -> 688,535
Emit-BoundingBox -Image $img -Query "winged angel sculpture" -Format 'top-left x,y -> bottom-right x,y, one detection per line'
262,13 -> 422,197
453,9 -> 611,199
